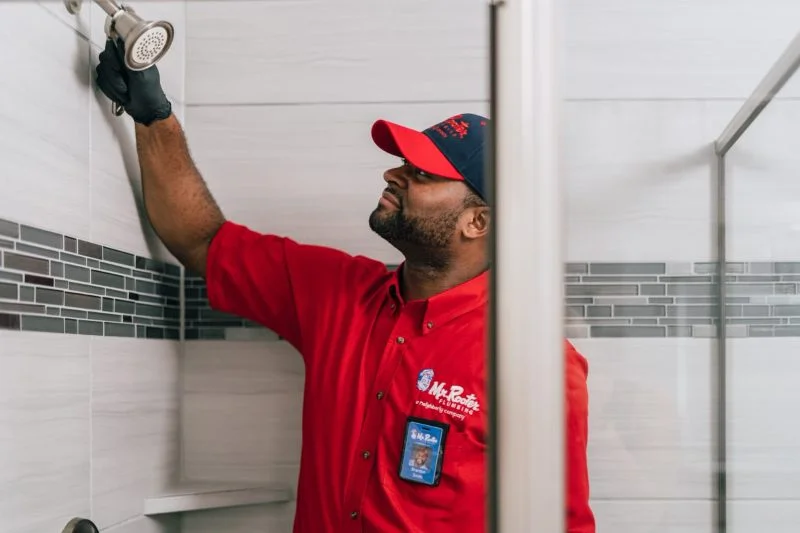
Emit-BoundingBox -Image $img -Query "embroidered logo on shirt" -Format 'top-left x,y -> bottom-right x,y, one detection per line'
415,368 -> 481,419
417,369 -> 435,391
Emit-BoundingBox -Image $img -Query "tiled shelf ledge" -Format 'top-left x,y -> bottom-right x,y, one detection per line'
143,482 -> 293,516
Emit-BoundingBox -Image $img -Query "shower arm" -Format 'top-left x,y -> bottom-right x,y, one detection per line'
64,0 -> 128,17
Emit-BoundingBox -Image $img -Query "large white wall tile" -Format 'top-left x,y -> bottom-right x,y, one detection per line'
103,515 -> 180,533
182,341 -> 304,488
565,0 -> 800,99
0,332 -> 90,533
181,503 -> 296,533
570,339 -> 714,500
185,0 -> 487,105
38,0 -> 91,37
564,100 -> 740,261
590,499 -> 712,533
88,73 -> 178,262
730,501 -> 800,533
726,101 -> 800,261
90,339 -> 181,529
185,101 -> 487,263
0,3 -> 91,240
727,338 -> 800,500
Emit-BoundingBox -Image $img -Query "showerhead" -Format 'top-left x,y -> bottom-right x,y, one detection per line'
64,0 -> 174,72
105,5 -> 174,72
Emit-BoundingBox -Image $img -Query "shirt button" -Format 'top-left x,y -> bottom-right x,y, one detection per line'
390,303 -> 396,310
397,336 -> 405,344
350,511 -> 359,520
426,321 -> 434,329
362,451 -> 371,459
376,391 -> 385,400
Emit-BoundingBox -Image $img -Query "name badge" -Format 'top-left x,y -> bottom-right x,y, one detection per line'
398,417 -> 449,487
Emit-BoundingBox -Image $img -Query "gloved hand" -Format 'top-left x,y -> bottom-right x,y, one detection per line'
95,38 -> 172,125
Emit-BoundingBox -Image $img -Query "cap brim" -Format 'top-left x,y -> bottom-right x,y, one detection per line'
371,120 -> 463,181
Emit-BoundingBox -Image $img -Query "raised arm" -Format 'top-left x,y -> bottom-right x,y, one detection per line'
95,39 -> 223,276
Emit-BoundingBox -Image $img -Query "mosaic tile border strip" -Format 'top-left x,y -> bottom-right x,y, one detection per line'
0,218 -> 181,339
186,261 -> 800,339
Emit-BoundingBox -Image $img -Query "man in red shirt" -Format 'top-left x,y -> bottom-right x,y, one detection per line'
95,39 -> 595,532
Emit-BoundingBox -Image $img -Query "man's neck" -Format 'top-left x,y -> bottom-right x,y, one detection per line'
399,258 -> 488,302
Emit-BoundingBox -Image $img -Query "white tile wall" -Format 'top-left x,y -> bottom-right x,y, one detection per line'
90,339 -> 182,529
103,516 -> 181,533
180,504 -> 297,533
0,3 -> 91,241
726,100 -> 800,261
563,100 -> 740,262
181,341 -> 304,488
565,0 -> 800,99
590,500 -> 712,533
185,0 -> 488,105
0,332 -> 91,533
571,339 -> 714,501
727,339 -> 800,500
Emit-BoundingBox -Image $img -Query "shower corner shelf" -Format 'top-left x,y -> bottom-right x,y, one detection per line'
143,482 -> 292,515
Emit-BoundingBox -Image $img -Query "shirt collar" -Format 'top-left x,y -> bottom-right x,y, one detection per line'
387,265 -> 489,334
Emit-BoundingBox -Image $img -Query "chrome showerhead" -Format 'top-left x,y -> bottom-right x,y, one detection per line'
65,0 -> 175,116
104,5 -> 174,72
63,0 -> 174,71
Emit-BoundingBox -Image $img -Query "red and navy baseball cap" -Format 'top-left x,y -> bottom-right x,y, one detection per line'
371,113 -> 489,201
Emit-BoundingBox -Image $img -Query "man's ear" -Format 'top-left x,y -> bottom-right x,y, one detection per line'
462,207 -> 491,240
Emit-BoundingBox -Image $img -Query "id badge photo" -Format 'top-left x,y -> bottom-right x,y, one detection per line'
398,417 -> 449,487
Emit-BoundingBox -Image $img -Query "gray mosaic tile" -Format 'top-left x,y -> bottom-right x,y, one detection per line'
0,219 -> 19,239
60,251 -> 86,265
3,252 -> 49,275
19,286 -> 34,302
78,241 -> 102,259
0,271 -> 23,283
0,313 -> 20,330
615,305 -> 665,317
64,237 -> 77,253
589,263 -> 665,275
103,247 -> 135,267
0,302 -> 45,314
566,284 -> 638,296
21,315 -> 64,333
0,282 -> 17,300
64,292 -> 101,310
591,325 -> 665,337
105,322 -> 136,337
641,284 -> 667,296
91,270 -> 125,290
16,242 -> 59,259
0,238 -> 12,249
78,320 -> 104,336
20,226 -> 62,249
100,262 -> 132,276
36,288 -> 64,306
65,318 -> 78,334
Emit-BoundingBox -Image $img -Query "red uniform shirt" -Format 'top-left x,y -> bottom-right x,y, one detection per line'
205,220 -> 595,533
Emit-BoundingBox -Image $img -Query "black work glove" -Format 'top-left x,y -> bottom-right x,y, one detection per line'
95,38 -> 172,125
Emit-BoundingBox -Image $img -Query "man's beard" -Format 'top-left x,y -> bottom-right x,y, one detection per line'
368,206 -> 460,269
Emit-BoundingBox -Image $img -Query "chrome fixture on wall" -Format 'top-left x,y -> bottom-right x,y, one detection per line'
63,0 -> 175,116
61,517 -> 99,533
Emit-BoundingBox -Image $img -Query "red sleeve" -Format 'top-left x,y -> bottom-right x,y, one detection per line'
204,220 -> 368,354
564,340 -> 596,533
